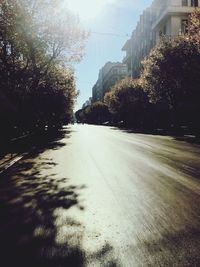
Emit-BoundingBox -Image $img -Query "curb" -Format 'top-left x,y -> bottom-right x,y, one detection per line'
0,153 -> 28,175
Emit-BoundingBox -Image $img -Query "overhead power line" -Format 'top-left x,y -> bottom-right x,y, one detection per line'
90,31 -> 130,38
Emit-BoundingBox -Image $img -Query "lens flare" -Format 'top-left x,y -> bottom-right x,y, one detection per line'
64,0 -> 115,19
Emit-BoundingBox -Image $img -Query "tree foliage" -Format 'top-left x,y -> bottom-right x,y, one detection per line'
141,38 -> 200,108
188,7 -> 200,38
0,0 -> 86,138
75,102 -> 110,124
141,8 -> 200,130
104,78 -> 149,127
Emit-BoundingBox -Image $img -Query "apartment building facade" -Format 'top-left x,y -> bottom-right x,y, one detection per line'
92,69 -> 103,103
102,62 -> 128,97
82,97 -> 92,109
122,0 -> 199,78
92,62 -> 128,102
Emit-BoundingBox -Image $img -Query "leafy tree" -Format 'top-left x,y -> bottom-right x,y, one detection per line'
141,8 -> 200,132
0,0 -> 86,82
27,67 -> 77,129
104,78 -> 149,128
187,7 -> 200,38
75,102 -> 110,125
75,109 -> 84,123
84,102 -> 110,124
0,0 -> 86,138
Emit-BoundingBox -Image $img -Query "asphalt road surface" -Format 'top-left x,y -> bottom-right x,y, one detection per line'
1,124 -> 200,267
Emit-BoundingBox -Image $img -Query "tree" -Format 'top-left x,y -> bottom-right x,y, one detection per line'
75,102 -> 110,125
187,7 -> 200,38
28,67 -> 77,129
75,109 -> 85,123
104,78 -> 149,128
0,0 -> 87,90
141,8 -> 200,131
0,0 -> 87,137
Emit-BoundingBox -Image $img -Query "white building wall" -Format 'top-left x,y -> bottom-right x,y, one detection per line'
168,0 -> 200,6
169,0 -> 181,6
171,16 -> 181,35
122,0 -> 198,78
166,18 -> 171,35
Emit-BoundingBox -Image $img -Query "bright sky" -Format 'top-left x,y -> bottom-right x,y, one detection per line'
66,0 -> 116,20
65,0 -> 152,111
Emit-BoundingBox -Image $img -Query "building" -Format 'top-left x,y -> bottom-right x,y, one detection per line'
153,0 -> 199,43
102,62 -> 128,97
82,97 -> 92,109
92,62 -> 128,102
92,70 -> 103,103
122,0 -> 199,78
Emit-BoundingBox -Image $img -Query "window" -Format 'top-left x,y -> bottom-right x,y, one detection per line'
159,30 -> 163,37
181,19 -> 188,34
112,69 -> 118,75
182,0 -> 188,6
191,0 -> 198,7
163,25 -> 167,35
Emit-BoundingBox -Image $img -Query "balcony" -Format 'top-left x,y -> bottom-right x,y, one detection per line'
122,54 -> 131,64
152,5 -> 195,30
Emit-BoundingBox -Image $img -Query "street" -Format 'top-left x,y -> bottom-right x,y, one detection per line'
1,124 -> 200,266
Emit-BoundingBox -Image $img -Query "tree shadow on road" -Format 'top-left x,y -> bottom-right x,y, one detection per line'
0,127 -> 72,159
0,130 -> 120,267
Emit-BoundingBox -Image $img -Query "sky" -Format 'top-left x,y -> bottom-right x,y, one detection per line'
65,0 -> 152,111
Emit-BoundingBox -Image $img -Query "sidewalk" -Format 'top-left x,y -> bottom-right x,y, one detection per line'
0,134 -> 31,174
0,153 -> 26,174
0,129 -> 64,174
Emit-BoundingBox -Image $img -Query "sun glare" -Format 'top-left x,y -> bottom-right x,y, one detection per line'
64,0 -> 114,20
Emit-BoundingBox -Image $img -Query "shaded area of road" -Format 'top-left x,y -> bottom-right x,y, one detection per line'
0,127 -> 118,267
1,124 -> 200,266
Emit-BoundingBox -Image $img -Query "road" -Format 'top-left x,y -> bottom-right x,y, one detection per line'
1,124 -> 200,267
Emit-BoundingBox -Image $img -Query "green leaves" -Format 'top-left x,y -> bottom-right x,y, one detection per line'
0,0 -> 86,136
75,102 -> 110,124
104,78 -> 148,127
142,31 -> 200,108
141,8 -> 200,129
